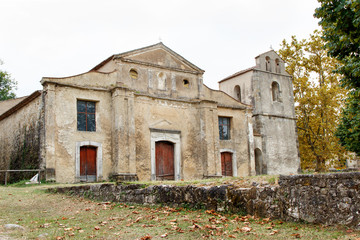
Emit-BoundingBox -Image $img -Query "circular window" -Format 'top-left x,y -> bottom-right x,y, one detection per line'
129,69 -> 138,80
183,79 -> 190,88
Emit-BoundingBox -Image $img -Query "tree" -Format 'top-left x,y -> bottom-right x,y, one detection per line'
0,60 -> 17,101
278,30 -> 348,171
315,0 -> 360,155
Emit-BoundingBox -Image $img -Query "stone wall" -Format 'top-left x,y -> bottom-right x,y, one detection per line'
279,172 -> 360,226
0,91 -> 44,183
48,172 -> 360,227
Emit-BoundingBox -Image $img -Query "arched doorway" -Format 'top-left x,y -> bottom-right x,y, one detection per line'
221,152 -> 233,176
255,148 -> 264,175
80,146 -> 97,182
155,141 -> 175,180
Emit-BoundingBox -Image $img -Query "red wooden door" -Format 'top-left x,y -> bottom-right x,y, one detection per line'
156,141 -> 174,180
80,146 -> 97,181
221,152 -> 233,176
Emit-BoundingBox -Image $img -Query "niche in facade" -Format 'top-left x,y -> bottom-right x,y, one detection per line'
157,72 -> 166,90
183,79 -> 190,88
234,85 -> 241,101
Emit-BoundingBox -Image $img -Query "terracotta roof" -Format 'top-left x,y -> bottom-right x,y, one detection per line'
0,91 -> 42,121
218,66 -> 256,83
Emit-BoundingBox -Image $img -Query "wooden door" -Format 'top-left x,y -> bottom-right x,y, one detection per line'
80,146 -> 97,181
155,141 -> 174,180
221,152 -> 233,176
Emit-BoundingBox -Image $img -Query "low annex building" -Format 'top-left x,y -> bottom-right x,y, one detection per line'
0,43 -> 300,183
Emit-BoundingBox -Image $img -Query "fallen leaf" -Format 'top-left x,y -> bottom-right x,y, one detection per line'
160,233 -> 168,238
291,233 -> 301,238
241,227 -> 252,232
140,235 -> 152,240
94,226 -> 100,230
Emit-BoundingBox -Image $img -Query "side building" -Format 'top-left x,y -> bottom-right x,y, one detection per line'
219,50 -> 300,175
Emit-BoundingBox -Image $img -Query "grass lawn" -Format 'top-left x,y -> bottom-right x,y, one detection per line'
0,183 -> 359,240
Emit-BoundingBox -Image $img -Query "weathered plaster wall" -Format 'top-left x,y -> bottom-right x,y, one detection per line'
0,94 -> 43,182
51,172 -> 360,227
43,83 -> 113,183
217,107 -> 251,177
218,71 -> 253,105
256,116 -> 300,174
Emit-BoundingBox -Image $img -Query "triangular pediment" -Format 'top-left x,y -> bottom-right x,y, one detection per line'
149,119 -> 173,128
116,43 -> 204,74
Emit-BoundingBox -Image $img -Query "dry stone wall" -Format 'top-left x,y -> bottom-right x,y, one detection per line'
48,172 -> 360,227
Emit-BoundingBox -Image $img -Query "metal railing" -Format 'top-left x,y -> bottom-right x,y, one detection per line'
0,169 -> 42,186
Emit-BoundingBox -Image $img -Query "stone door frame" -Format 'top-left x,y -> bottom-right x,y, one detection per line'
150,129 -> 181,181
219,149 -> 237,177
76,141 -> 103,182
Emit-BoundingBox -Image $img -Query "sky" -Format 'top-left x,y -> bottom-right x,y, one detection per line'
0,0 -> 320,97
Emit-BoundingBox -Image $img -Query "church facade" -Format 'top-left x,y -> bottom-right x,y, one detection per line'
0,43 -> 300,183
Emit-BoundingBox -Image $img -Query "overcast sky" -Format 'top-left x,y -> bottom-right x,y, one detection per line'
0,0 -> 320,97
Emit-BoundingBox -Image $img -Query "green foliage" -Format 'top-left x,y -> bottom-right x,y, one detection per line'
8,124 -> 41,184
315,0 -> 360,155
278,30 -> 348,171
335,92 -> 360,154
0,60 -> 17,101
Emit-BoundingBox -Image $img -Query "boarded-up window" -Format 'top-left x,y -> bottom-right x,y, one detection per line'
219,117 -> 231,140
77,100 -> 96,131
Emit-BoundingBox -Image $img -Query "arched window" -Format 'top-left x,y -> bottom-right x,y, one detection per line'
271,81 -> 280,102
265,56 -> 271,72
234,85 -> 241,101
275,59 -> 281,73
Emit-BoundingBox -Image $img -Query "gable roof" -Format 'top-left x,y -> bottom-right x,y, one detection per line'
218,66 -> 256,83
90,42 -> 204,74
0,91 -> 42,121
0,96 -> 28,116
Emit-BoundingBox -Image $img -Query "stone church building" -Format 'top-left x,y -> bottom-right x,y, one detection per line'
0,43 -> 300,183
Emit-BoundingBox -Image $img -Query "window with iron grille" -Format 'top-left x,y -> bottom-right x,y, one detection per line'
77,100 -> 96,132
218,117 -> 230,140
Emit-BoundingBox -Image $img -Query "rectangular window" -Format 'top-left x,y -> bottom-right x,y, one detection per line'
77,100 -> 96,132
219,117 -> 230,140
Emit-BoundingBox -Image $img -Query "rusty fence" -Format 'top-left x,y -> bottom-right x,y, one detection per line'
0,169 -> 43,186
